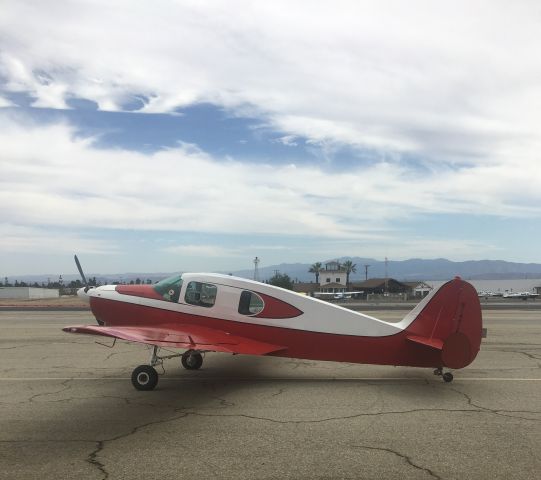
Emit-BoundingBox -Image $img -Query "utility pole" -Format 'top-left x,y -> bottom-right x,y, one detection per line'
253,257 -> 260,282
384,257 -> 389,293
363,264 -> 370,281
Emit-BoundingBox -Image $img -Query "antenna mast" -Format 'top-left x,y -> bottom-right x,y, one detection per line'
253,256 -> 260,282
384,257 -> 389,293
363,264 -> 370,281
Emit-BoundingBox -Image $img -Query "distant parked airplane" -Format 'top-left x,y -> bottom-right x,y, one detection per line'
315,291 -> 359,300
503,291 -> 539,300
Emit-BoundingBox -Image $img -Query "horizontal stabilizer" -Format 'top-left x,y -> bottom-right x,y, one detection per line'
63,323 -> 285,356
406,335 -> 444,351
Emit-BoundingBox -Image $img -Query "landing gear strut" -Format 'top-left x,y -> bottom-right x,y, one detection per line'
130,346 -> 205,391
433,367 -> 454,383
131,345 -> 161,391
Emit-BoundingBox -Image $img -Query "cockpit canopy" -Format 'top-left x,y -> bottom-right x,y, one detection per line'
153,274 -> 183,302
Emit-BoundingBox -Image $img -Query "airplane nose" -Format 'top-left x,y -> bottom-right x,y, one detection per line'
77,287 -> 90,303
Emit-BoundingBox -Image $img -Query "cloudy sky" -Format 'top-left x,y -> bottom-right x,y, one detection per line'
1,0 -> 540,276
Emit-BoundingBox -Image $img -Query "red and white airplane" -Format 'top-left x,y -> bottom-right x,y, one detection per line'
65,256 -> 484,390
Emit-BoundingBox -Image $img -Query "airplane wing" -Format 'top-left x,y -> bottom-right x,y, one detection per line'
63,323 -> 285,355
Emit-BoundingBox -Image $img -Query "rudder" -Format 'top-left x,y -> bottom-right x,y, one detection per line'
402,278 -> 483,369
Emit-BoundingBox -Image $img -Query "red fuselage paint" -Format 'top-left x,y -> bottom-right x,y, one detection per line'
89,296 -> 443,368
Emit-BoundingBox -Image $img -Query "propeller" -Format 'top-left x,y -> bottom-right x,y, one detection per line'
74,254 -> 91,292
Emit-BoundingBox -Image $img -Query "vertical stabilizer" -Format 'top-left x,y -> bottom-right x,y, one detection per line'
402,278 -> 483,369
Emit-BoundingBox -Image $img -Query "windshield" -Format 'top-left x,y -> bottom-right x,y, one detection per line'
153,274 -> 183,302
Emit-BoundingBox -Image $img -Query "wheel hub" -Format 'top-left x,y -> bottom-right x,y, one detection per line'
137,372 -> 150,385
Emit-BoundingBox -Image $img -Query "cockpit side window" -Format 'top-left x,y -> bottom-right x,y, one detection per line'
238,290 -> 264,315
153,274 -> 183,302
185,281 -> 217,307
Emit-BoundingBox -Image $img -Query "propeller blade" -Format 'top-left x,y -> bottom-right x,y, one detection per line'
74,254 -> 88,286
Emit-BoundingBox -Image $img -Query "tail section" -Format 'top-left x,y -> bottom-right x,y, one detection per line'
401,277 -> 483,369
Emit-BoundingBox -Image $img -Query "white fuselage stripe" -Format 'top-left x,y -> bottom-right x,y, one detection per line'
87,273 -> 433,337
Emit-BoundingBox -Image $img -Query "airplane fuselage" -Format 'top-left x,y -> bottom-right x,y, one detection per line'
80,273 -> 480,369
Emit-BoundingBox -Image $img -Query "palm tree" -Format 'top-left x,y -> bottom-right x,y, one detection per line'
309,262 -> 323,284
342,260 -> 357,289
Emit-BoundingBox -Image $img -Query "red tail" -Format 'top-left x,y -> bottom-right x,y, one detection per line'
404,277 -> 483,369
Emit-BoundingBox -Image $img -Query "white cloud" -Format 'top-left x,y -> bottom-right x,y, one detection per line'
164,244 -> 242,258
1,0 -> 540,170
273,135 -> 298,147
0,95 -> 14,107
0,224 -> 116,254
1,2 -> 541,267
0,114 -> 539,247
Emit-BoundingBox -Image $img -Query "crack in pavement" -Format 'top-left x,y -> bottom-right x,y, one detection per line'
84,412 -> 189,480
515,351 -> 541,361
0,341 -> 89,350
87,441 -> 108,480
181,407 -> 491,425
0,439 -> 95,444
449,386 -> 541,422
283,359 -> 316,370
27,379 -> 73,403
210,395 -> 235,407
271,388 -> 285,397
497,348 -> 541,363
350,444 -> 441,479
0,343 -> 53,350
180,399 -> 541,425
104,349 -> 133,361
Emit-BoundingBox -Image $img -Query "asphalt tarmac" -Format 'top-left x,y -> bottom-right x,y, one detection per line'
0,309 -> 539,479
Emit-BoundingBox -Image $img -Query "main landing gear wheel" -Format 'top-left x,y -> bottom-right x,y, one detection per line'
181,351 -> 203,370
131,365 -> 159,391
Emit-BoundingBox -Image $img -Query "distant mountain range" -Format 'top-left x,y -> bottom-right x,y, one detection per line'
231,257 -> 541,282
5,258 -> 541,284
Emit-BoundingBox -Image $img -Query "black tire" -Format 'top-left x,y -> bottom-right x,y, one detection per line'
442,372 -> 454,383
131,365 -> 159,391
181,351 -> 203,370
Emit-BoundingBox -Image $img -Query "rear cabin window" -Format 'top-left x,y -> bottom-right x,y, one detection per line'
238,290 -> 264,315
185,281 -> 217,307
153,274 -> 183,302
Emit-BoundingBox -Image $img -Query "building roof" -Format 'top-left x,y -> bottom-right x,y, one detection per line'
323,260 -> 344,272
402,281 -> 432,289
320,282 -> 345,289
351,278 -> 394,288
350,278 -> 412,291
292,282 -> 320,293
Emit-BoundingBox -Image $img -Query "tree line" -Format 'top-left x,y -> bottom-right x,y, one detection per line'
1,277 -> 154,289
266,260 -> 357,291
